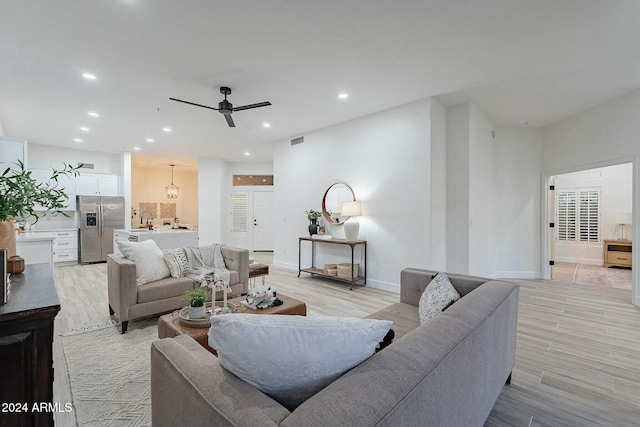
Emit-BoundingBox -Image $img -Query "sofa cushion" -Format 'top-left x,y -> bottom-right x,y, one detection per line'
418,272 -> 460,324
117,239 -> 170,285
208,314 -> 392,411
137,276 -> 195,304
366,302 -> 420,340
163,248 -> 192,278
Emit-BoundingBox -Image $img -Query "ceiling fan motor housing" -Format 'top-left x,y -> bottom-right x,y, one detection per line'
218,100 -> 233,114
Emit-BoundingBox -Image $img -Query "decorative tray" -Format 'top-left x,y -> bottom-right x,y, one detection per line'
178,302 -> 238,327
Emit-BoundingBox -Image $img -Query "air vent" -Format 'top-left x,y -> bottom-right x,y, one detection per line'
79,162 -> 94,169
291,136 -> 304,146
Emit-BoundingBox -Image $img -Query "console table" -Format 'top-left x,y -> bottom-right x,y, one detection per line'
0,263 -> 60,427
298,237 -> 367,289
603,240 -> 632,268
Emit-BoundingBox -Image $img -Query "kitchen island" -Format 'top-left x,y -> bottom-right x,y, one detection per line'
16,232 -> 55,270
113,228 -> 199,253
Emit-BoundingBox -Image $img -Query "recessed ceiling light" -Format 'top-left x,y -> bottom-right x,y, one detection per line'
162,127 -> 172,132
80,127 -> 89,132
146,138 -> 154,143
82,72 -> 96,80
88,111 -> 99,117
263,122 -> 271,128
74,138 -> 83,143
338,93 -> 349,99
133,146 -> 141,151
244,152 -> 251,156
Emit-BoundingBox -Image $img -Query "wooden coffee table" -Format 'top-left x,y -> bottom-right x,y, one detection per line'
249,264 -> 269,288
157,293 -> 306,355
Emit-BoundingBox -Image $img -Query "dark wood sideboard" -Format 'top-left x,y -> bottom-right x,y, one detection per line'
0,263 -> 60,427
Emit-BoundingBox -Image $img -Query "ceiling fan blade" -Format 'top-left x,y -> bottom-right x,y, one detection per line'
225,114 -> 236,127
169,97 -> 219,111
233,101 -> 272,112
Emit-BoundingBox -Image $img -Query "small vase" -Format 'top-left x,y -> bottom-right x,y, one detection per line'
189,305 -> 206,319
308,219 -> 318,236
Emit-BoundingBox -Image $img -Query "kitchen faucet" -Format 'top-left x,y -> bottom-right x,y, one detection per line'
140,210 -> 155,228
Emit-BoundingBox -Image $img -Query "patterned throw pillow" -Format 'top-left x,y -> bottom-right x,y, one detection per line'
418,272 -> 460,324
162,248 -> 192,278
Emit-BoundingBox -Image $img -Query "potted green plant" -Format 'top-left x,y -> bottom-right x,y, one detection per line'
305,209 -> 322,236
185,287 -> 211,319
0,160 -> 81,257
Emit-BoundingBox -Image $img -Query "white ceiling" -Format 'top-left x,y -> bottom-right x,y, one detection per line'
1,0 -> 639,165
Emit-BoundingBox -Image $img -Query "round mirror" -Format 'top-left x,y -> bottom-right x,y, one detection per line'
322,183 -> 356,225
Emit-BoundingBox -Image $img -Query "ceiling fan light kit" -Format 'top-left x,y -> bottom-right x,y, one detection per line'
170,86 -> 271,128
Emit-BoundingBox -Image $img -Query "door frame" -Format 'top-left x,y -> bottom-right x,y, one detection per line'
540,156 -> 638,306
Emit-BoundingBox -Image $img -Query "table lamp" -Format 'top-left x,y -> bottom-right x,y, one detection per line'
341,201 -> 362,241
612,212 -> 632,241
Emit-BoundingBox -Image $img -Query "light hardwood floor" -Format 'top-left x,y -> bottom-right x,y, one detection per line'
52,254 -> 640,426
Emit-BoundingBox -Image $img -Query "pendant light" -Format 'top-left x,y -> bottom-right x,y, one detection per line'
166,164 -> 179,199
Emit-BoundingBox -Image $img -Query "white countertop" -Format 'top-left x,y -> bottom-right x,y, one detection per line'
115,228 -> 196,235
27,228 -> 78,233
16,232 -> 56,242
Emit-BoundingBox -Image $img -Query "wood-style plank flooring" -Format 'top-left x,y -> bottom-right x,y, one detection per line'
52,253 -> 640,426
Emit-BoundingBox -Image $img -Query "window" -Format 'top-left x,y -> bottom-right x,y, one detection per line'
556,189 -> 599,243
231,192 -> 248,233
579,190 -> 599,242
557,191 -> 576,241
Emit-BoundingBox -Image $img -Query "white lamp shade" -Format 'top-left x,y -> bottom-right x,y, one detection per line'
341,201 -> 362,217
612,212 -> 632,225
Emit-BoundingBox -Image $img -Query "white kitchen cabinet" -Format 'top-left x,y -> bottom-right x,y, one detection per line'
51,229 -> 78,264
29,168 -> 77,211
0,137 -> 27,170
76,172 -> 120,196
16,235 -> 54,270
20,229 -> 78,265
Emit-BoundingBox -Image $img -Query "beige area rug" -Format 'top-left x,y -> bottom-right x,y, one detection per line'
60,318 -> 158,427
573,263 -> 632,289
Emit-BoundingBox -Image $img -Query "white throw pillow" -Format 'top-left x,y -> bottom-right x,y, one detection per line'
117,239 -> 170,285
163,248 -> 191,278
208,314 -> 392,410
418,272 -> 460,324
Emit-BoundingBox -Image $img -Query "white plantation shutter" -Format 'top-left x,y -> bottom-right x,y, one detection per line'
579,190 -> 599,242
231,192 -> 248,233
556,189 -> 599,243
557,191 -> 576,241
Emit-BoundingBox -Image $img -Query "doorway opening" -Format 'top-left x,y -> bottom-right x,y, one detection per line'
545,162 -> 633,291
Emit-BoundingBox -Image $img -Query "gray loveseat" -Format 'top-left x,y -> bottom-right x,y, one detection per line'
107,245 -> 249,333
150,268 -> 519,426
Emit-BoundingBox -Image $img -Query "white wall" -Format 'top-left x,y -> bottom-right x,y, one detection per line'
197,158 -> 227,246
28,143 -> 121,174
429,98 -> 447,271
494,127 -> 542,278
468,104 -> 497,277
273,99 -> 431,292
542,90 -> 639,304
446,104 -> 470,273
446,102 -> 543,279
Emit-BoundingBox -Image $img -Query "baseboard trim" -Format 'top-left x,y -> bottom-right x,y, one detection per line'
490,271 -> 541,280
273,261 -> 400,293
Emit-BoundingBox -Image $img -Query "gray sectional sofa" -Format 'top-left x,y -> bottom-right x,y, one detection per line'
107,245 -> 249,333
150,268 -> 519,427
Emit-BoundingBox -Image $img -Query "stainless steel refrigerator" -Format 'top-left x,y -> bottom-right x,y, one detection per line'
77,195 -> 125,263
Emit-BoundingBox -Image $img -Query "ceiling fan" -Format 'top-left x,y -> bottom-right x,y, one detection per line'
169,86 -> 271,127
